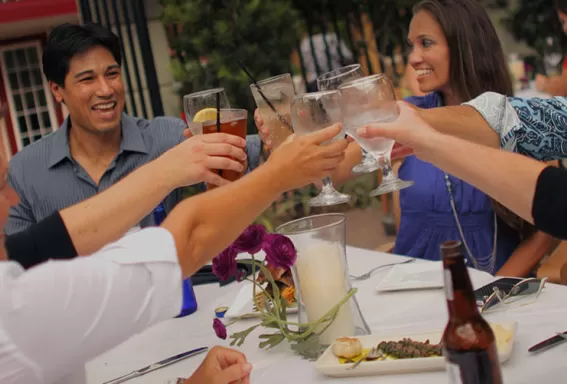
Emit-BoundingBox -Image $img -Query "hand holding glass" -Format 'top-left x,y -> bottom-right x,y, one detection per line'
339,74 -> 413,195
290,91 -> 351,207
317,65 -> 379,174
250,73 -> 295,150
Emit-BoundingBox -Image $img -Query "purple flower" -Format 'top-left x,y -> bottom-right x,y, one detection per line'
263,234 -> 297,269
213,318 -> 227,340
212,246 -> 238,281
233,224 -> 267,254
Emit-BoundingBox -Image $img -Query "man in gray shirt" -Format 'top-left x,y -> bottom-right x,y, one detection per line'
6,23 -> 261,236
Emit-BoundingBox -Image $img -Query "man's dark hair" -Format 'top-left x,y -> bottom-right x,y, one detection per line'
42,23 -> 122,86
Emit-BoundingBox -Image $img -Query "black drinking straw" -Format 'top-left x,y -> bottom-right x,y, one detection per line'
236,60 -> 294,133
216,90 -> 222,177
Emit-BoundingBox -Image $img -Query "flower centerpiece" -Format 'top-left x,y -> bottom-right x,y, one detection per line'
211,224 -> 357,358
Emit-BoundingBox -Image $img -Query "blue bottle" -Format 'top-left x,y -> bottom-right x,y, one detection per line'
153,203 -> 198,317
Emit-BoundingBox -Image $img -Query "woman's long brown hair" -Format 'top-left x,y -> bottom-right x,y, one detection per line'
413,0 -> 535,240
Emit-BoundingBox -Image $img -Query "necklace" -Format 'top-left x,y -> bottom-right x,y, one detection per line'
444,173 -> 498,274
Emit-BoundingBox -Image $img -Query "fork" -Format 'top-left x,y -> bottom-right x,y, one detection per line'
349,259 -> 415,281
346,347 -> 383,370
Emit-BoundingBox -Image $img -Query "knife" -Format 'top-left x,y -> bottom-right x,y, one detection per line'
102,347 -> 209,384
528,332 -> 567,353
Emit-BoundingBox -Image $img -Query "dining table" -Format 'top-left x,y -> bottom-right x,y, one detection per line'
85,246 -> 567,384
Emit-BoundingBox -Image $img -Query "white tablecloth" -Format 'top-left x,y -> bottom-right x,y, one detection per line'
85,247 -> 567,384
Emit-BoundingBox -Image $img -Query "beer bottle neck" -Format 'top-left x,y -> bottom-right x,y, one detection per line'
443,255 -> 480,321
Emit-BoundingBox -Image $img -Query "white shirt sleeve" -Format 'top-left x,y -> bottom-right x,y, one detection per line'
0,227 -> 182,384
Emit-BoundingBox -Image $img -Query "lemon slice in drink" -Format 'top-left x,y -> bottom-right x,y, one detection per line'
193,108 -> 218,123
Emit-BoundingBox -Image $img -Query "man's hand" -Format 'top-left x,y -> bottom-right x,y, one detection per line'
254,109 -> 272,150
158,133 -> 247,190
184,346 -> 252,384
266,123 -> 348,191
356,101 -> 440,160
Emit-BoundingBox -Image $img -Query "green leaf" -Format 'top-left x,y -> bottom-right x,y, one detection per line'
259,333 -> 286,349
229,324 -> 260,347
291,334 -> 325,361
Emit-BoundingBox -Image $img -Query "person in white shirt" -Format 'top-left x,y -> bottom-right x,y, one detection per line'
0,124 -> 347,384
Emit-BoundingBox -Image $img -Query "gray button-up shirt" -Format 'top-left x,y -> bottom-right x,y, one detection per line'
6,113 -> 262,235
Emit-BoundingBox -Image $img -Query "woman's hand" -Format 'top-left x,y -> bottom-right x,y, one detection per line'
184,346 -> 252,384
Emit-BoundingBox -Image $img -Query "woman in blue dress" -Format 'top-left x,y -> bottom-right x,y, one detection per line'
391,0 -> 555,275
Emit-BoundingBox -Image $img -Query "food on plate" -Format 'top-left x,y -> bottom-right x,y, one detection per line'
332,337 -> 363,359
377,338 -> 442,359
333,324 -> 512,365
254,263 -> 297,311
336,337 -> 442,364
490,323 -> 513,352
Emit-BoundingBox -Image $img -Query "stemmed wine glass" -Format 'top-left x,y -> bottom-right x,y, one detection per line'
317,65 -> 380,174
291,91 -> 351,207
338,74 -> 413,196
543,36 -> 563,77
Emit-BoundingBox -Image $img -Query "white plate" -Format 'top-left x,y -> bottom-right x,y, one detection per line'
376,261 -> 444,292
315,321 -> 517,378
224,282 -> 298,320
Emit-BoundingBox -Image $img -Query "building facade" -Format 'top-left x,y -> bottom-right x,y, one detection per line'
0,0 -> 177,160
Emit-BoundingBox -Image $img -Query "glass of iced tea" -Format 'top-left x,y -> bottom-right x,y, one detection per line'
197,108 -> 248,190
250,73 -> 295,150
184,88 -> 231,134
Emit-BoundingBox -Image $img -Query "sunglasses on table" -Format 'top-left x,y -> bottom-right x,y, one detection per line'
478,277 -> 547,314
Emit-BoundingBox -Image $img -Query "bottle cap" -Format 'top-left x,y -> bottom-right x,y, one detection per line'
215,306 -> 228,318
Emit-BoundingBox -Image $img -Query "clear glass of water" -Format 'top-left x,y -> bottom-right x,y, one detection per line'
543,36 -> 563,77
250,73 -> 295,150
291,91 -> 351,207
317,65 -> 380,175
338,74 -> 414,196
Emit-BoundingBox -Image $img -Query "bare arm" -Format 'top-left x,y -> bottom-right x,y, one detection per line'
161,125 -> 348,277
359,103 -> 545,224
58,133 -> 248,256
418,105 -> 501,148
496,231 -> 556,277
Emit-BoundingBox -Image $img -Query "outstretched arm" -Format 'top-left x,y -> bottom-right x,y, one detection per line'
162,124 -> 348,277
358,102 -> 567,239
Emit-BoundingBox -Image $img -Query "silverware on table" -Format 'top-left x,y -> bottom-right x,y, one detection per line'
528,332 -> 567,354
349,259 -> 415,281
102,347 -> 209,384
346,347 -> 384,370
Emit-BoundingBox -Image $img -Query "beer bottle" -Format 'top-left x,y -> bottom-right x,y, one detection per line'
440,240 -> 503,384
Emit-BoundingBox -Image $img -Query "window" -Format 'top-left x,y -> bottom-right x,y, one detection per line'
1,42 -> 59,151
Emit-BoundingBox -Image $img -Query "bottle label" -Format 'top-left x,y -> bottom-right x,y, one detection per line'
444,268 -> 454,301
446,361 -> 464,384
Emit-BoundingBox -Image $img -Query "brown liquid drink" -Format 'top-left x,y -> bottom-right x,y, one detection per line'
201,109 -> 247,190
440,240 -> 503,384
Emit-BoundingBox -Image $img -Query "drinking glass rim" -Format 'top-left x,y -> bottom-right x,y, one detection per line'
317,64 -> 362,82
251,73 -> 292,87
337,73 -> 388,90
184,88 -> 225,100
294,90 -> 340,100
275,213 -> 346,235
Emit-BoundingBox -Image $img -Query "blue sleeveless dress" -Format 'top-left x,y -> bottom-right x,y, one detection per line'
392,93 -> 519,274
